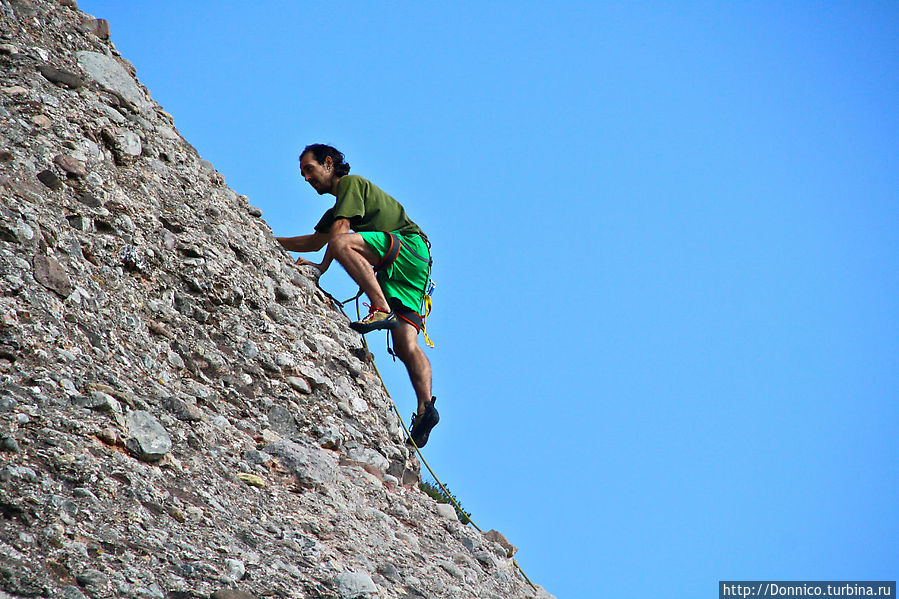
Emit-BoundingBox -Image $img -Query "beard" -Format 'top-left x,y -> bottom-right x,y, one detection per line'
310,175 -> 333,194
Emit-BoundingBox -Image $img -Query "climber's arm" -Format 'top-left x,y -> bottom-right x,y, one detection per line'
307,218 -> 351,274
276,232 -> 329,252
277,219 -> 352,274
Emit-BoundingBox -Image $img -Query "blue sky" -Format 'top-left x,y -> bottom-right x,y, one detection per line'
79,2 -> 898,597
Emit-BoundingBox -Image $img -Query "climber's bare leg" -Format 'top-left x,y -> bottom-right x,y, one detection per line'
390,320 -> 432,415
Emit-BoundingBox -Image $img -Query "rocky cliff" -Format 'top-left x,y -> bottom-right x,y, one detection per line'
0,2 -> 554,598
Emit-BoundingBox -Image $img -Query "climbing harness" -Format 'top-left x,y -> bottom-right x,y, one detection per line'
373,232 -> 403,272
344,232 -> 436,349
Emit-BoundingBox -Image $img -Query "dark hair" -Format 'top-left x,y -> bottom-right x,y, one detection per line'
301,144 -> 351,176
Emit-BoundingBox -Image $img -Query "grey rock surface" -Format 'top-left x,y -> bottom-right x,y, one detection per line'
125,410 -> 172,461
334,571 -> 378,598
267,438 -> 337,490
32,254 -> 74,297
345,447 -> 390,472
76,51 -> 151,112
0,1 -> 551,597
210,590 -> 256,599
38,64 -> 83,89
485,528 -> 519,557
436,503 -> 459,520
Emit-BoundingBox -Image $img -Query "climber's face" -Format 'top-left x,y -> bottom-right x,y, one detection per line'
300,153 -> 336,195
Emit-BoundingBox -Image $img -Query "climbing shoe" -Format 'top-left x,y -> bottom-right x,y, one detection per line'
408,396 -> 439,448
350,308 -> 398,334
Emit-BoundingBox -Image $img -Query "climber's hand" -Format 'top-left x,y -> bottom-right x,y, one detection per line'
295,256 -> 325,273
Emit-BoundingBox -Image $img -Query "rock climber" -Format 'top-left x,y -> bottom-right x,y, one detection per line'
276,144 -> 439,448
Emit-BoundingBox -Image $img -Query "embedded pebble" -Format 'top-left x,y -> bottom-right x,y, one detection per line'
126,410 -> 172,461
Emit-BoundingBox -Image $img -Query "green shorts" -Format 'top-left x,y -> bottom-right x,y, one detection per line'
360,231 -> 431,327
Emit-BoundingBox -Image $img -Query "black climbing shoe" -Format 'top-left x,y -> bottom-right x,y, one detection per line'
408,396 -> 439,448
350,308 -> 398,334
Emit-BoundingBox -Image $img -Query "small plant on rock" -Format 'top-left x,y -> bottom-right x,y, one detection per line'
419,479 -> 472,525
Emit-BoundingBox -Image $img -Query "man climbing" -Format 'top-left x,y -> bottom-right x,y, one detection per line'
276,144 -> 440,448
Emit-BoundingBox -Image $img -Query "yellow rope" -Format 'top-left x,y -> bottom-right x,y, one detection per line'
326,290 -> 539,593
361,334 -> 540,594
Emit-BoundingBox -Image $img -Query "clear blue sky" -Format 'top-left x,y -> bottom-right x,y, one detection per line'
79,2 -> 898,597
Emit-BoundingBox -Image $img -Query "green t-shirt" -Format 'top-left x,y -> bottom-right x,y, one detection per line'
314,175 -> 425,238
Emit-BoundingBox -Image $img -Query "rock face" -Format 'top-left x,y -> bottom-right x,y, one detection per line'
0,1 -> 554,598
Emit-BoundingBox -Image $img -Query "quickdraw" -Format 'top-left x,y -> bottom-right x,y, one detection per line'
420,278 -> 435,348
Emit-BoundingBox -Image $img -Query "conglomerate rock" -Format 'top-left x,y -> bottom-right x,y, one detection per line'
0,1 -> 555,598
